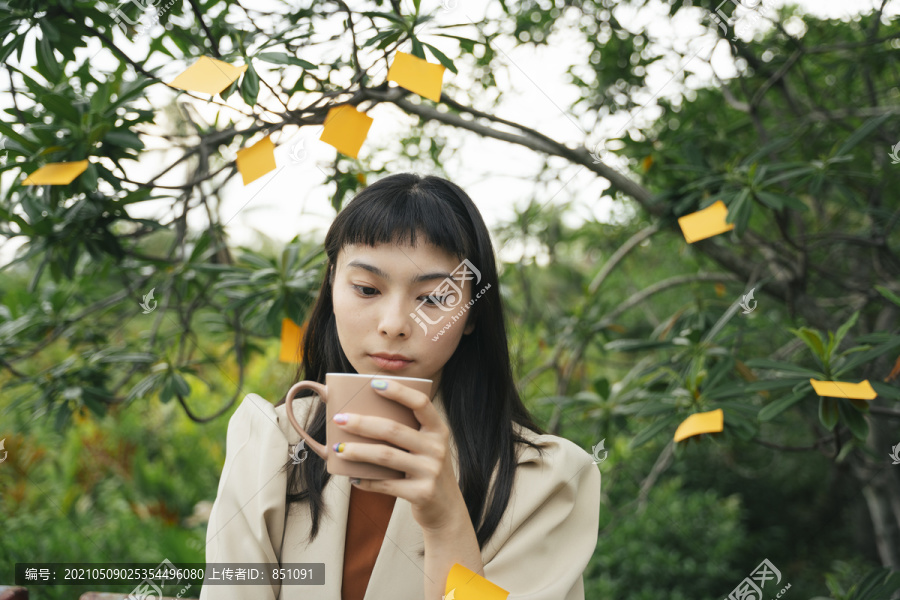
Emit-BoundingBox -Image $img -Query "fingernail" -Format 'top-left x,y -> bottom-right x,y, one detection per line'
371,379 -> 388,390
333,413 -> 348,424
333,442 -> 345,453
350,478 -> 361,485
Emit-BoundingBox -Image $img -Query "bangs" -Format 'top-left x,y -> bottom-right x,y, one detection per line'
327,175 -> 476,263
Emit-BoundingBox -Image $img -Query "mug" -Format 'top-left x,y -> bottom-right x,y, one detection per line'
284,373 -> 433,480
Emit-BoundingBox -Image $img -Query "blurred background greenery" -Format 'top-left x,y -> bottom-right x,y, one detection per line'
2,0 -> 900,599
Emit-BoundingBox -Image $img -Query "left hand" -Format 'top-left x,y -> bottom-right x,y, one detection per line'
331,378 -> 464,532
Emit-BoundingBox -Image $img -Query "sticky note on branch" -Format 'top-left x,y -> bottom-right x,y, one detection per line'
677,200 -> 734,243
167,56 -> 248,95
809,379 -> 877,400
387,51 -> 446,102
280,318 -> 305,364
444,563 -> 509,600
23,159 -> 89,185
673,408 -> 724,442
319,105 -> 373,159
236,135 -> 276,185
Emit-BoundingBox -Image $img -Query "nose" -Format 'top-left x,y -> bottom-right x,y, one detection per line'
379,293 -> 413,338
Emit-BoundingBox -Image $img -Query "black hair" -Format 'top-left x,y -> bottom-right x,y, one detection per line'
275,172 -> 549,557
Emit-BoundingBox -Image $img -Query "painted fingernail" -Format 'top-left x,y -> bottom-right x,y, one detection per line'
371,379 -> 388,390
350,478 -> 361,485
333,442 -> 345,453
333,413 -> 348,424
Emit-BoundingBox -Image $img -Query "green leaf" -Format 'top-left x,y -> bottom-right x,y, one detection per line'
754,190 -> 783,210
838,399 -> 868,440
363,30 -> 397,48
240,62 -> 260,106
432,34 -> 478,53
40,20 -> 60,43
220,77 -> 240,102
870,381 -> 900,400
410,36 -> 426,60
834,337 -> 900,377
725,189 -> 749,224
173,372 -> 191,397
257,52 -> 316,69
40,93 -> 81,123
874,285 -> 900,308
604,338 -> 681,352
422,42 -> 457,75
819,397 -> 838,430
845,567 -> 900,600
0,121 -> 37,150
360,11 -> 407,26
830,310 -> 859,357
789,327 -> 826,361
127,372 -> 163,401
744,358 -> 823,379
757,389 -> 809,421
835,113 -> 892,157
104,129 -> 145,150
36,33 -> 62,82
630,414 -> 680,448
377,31 -> 403,51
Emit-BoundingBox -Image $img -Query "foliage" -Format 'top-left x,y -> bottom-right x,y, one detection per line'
1,0 -> 899,597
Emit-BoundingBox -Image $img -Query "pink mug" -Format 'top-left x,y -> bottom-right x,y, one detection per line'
284,373 -> 433,479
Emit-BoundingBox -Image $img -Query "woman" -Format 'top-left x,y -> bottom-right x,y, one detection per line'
200,173 -> 601,599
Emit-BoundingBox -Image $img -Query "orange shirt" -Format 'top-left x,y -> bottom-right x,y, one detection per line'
341,485 -> 397,600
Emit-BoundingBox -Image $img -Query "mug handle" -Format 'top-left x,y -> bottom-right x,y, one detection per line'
284,381 -> 328,460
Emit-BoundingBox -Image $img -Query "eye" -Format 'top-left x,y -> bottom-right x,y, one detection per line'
352,284 -> 378,297
420,294 -> 447,306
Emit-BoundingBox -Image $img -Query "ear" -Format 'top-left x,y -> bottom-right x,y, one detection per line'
463,319 -> 475,335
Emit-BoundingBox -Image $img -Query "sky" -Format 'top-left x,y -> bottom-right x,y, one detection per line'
0,0 -> 895,269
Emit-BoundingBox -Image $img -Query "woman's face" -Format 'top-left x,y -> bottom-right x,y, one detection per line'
331,239 -> 477,395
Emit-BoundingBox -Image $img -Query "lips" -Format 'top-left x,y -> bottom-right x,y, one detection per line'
371,353 -> 412,361
370,353 -> 413,371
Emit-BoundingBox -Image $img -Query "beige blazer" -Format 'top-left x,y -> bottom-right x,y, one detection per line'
200,392 -> 601,600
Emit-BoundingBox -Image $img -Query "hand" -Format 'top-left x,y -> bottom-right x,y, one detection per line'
331,378 -> 465,533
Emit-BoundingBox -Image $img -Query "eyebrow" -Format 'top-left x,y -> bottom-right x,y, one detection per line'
347,260 -> 453,284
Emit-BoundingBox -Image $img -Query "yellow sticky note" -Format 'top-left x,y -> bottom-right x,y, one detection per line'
23,159 -> 90,185
444,563 -> 509,600
386,51 -> 446,103
279,318 -> 304,364
673,408 -> 724,442
236,136 -> 276,185
810,379 -> 877,400
319,105 -> 373,159
167,56 -> 249,95
677,200 -> 735,243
